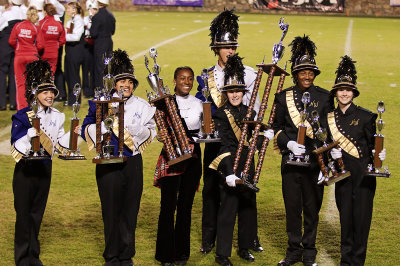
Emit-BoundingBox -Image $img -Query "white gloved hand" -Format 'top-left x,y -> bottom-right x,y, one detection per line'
225,174 -> 240,187
126,124 -> 143,137
27,127 -> 38,141
317,171 -> 326,185
378,148 -> 386,161
287,140 -> 305,156
263,129 -> 274,140
101,121 -> 107,134
330,147 -> 342,160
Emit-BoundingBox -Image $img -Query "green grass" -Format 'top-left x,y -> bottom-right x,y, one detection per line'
0,11 -> 399,265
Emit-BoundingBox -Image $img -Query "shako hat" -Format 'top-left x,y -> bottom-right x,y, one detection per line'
222,54 -> 247,92
105,49 -> 139,90
331,55 -> 359,97
209,9 -> 239,48
24,58 -> 59,103
289,35 -> 320,76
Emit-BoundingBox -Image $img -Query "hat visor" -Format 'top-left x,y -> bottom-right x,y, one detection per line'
330,83 -> 359,98
38,83 -> 59,98
222,84 -> 248,92
292,64 -> 320,76
210,41 -> 239,48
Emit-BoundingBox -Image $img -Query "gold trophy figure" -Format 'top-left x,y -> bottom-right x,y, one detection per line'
366,101 -> 390,177
59,83 -> 86,160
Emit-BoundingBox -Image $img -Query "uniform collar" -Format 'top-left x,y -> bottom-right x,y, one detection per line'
336,102 -> 356,116
175,94 -> 190,100
215,61 -> 224,72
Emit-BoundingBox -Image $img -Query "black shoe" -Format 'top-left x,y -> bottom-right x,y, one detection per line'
237,249 -> 255,262
174,260 -> 187,265
9,105 -> 16,110
0,106 -> 5,111
277,257 -> 302,266
250,237 -> 264,252
200,242 -> 215,254
215,256 -> 233,266
302,258 -> 317,266
161,263 -> 174,266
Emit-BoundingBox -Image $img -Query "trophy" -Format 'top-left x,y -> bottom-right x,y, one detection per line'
286,91 -> 311,166
92,56 -> 126,164
311,111 -> 350,185
59,83 -> 86,160
196,68 -> 220,143
366,101 -> 390,177
145,47 -> 193,166
24,82 -> 50,160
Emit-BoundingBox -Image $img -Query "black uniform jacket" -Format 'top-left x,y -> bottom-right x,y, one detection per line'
273,84 -> 333,155
210,102 -> 261,181
327,103 -> 377,187
90,7 -> 115,40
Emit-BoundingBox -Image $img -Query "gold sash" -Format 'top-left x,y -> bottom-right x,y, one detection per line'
327,112 -> 359,158
209,69 -> 227,108
209,152 -> 231,171
111,116 -> 134,152
27,111 -> 54,155
286,90 -> 314,139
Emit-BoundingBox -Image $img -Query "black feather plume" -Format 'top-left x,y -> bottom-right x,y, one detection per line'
106,49 -> 134,77
335,55 -> 357,84
224,54 -> 245,85
289,35 -> 317,63
209,9 -> 239,45
24,58 -> 53,100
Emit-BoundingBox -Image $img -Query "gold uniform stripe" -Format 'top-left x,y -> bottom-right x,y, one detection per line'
327,112 -> 359,158
85,125 -> 95,151
11,144 -> 23,163
286,90 -> 314,139
209,152 -> 231,170
27,111 -> 53,155
273,130 -> 283,154
209,69 -> 227,108
111,117 -> 135,152
224,110 -> 249,147
138,130 -> 152,154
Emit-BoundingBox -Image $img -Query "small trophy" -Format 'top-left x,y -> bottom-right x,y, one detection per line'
92,56 -> 126,164
366,101 -> 390,177
311,111 -> 350,185
59,83 -> 86,160
24,83 -> 50,160
286,91 -> 311,166
196,68 -> 220,143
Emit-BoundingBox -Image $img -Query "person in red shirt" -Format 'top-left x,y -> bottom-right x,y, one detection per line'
9,6 -> 39,110
36,3 -> 65,74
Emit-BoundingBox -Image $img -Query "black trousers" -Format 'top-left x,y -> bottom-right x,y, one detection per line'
96,155 -> 143,265
335,175 -> 376,266
13,160 -> 52,266
82,42 -> 94,98
0,40 -> 16,107
281,154 -> 324,261
155,153 -> 202,263
201,142 -> 221,246
65,42 -> 84,105
54,45 -> 66,99
93,38 -> 113,89
216,183 -> 257,257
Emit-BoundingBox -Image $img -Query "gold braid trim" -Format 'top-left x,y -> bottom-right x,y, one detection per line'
328,112 -> 359,158
27,111 -> 53,155
56,143 -> 66,154
224,109 -> 249,146
286,90 -> 314,139
111,116 -> 135,152
11,144 -> 24,163
273,130 -> 282,154
209,152 -> 231,170
138,129 -> 152,154
85,125 -> 95,151
209,69 -> 227,108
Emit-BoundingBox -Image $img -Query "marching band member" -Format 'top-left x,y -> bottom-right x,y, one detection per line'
80,49 -> 156,266
8,6 -> 39,110
10,59 -> 69,266
195,9 -> 262,255
209,55 -> 274,265
328,56 -> 385,265
153,66 -> 203,266
272,36 -> 333,266
64,1 -> 85,106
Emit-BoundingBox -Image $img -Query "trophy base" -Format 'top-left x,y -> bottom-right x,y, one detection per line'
285,159 -> 311,167
195,137 -> 221,143
325,171 -> 351,186
365,170 -> 391,178
236,179 -> 260,193
167,153 -> 193,166
58,154 -> 87,160
23,154 -> 50,160
92,156 -> 127,164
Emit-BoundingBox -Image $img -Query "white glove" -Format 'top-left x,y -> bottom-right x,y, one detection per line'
27,127 -> 38,141
101,121 -> 107,134
376,148 -> 386,161
317,171 -> 326,185
330,148 -> 342,160
287,140 -> 305,156
225,174 -> 240,187
126,124 -> 143,137
263,129 -> 274,140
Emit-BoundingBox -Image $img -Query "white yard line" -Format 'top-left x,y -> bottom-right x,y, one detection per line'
344,19 -> 354,56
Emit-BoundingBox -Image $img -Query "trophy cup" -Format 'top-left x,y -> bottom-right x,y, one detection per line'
311,111 -> 350,185
196,68 -> 220,143
286,91 -> 311,166
59,83 -> 86,160
92,56 -> 126,164
366,101 -> 390,177
23,83 -> 50,160
145,47 -> 193,166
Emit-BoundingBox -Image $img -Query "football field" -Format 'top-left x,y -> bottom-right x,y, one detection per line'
0,11 -> 399,265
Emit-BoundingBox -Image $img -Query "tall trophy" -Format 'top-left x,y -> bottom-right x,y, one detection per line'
145,47 -> 193,166
366,101 -> 390,177
92,56 -> 126,164
286,91 -> 311,166
311,111 -> 350,185
59,83 -> 86,160
196,68 -> 220,143
24,83 -> 50,160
